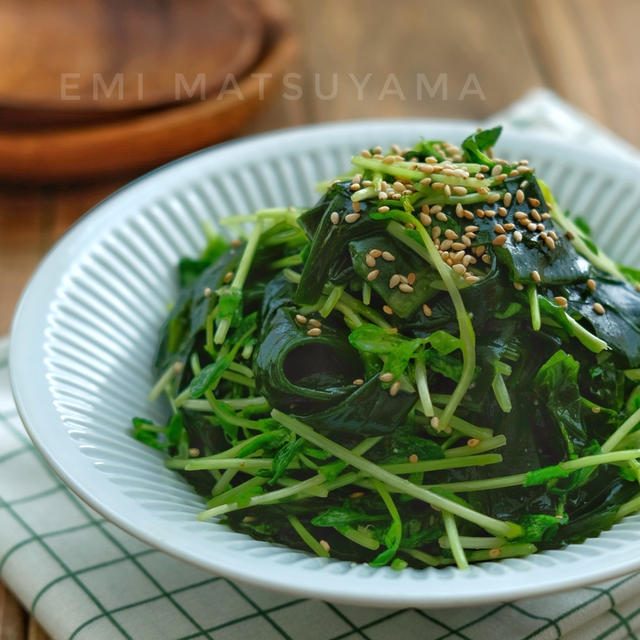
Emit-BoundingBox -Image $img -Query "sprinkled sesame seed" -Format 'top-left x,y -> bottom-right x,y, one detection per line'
531,270 -> 541,283
419,164 -> 434,174
492,234 -> 507,246
465,225 -> 479,232
370,249 -> 382,258
203,287 -> 212,297
319,539 -> 331,552
494,223 -> 505,234
487,193 -> 501,204
466,275 -> 481,283
477,209 -> 485,218
503,193 -> 512,207
422,303 -> 432,317
380,372 -> 394,382
382,251 -> 396,262
365,255 -> 376,267
353,378 -> 364,386
482,254 -> 492,264
541,212 -> 551,220
389,274 -> 401,288
528,197 -> 540,207
409,453 -> 419,464
495,173 -> 508,182
491,164 -> 503,176
554,296 -> 568,308
463,210 -> 475,220
430,416 -> 440,429
467,438 -> 480,447
189,447 -> 200,457
345,212 -> 361,224
443,184 -> 452,197
434,211 -> 447,222
382,305 -> 393,315
361,149 -> 372,158
439,239 -> 453,251
461,236 -> 472,247
444,229 -> 458,240
498,207 -> 508,217
330,211 -> 340,225
592,406 -> 601,414
514,230 -> 523,242
503,223 -> 515,231
389,381 -> 401,396
548,230 -> 558,241
514,211 -> 527,219
513,282 -> 524,291
399,283 -> 414,293
353,201 -> 362,212
224,271 -> 234,283
420,212 -> 432,226
544,236 -> 556,250
407,272 -> 416,285
378,191 -> 388,200
530,209 -> 541,222
516,189 -> 525,203
455,203 -> 464,217
308,318 -> 322,328
452,264 -> 466,275
350,491 -> 365,498
489,548 -> 501,559
587,278 -> 596,291
420,177 -> 432,185
382,156 -> 394,164
307,327 -> 322,336
510,169 -> 519,177
527,222 -> 538,232
593,302 -> 605,315
349,183 -> 360,191
378,205 -> 390,213
452,185 -> 467,195
426,156 -> 438,164
431,205 -> 442,213
367,269 -> 380,281
231,239 -> 242,247
173,361 -> 185,373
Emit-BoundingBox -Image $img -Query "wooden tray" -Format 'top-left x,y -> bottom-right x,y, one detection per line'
0,0 -> 297,182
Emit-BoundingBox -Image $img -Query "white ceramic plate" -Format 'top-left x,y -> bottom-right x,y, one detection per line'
10,120 -> 640,608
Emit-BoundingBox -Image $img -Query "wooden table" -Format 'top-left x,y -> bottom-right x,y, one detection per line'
2,1 -> 640,636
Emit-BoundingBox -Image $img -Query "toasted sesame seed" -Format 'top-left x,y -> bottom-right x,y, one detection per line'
431,205 -> 442,213
462,254 -> 475,267
189,447 -> 200,457
381,156 -> 394,165
510,169 -> 519,177
554,296 -> 568,308
378,205 -> 390,213
503,192 -> 512,207
345,212 -> 361,223
420,212 -> 432,226
361,149 -> 372,158
440,239 -> 453,251
430,416 -> 440,429
513,282 -> 524,291
353,378 -> 364,386
452,185 -> 467,195
548,230 -> 558,241
485,209 -> 496,218
399,283 -> 414,293
436,211 -> 448,222
477,209 -> 485,218
349,491 -> 365,499
307,327 -> 322,336
475,173 -> 485,179
203,287 -> 212,297
544,236 -> 556,250
482,253 -> 492,264
593,302 -> 605,315
408,453 -> 419,464
461,236 -> 472,247
503,223 -> 515,231
380,372 -> 394,382
491,164 -> 503,176
353,200 -> 361,213
530,209 -> 541,222
528,197 -> 540,207
422,303 -> 432,317
443,184 -> 452,197
382,251 -> 396,262
378,191 -> 388,200
492,234 -> 508,246
514,211 -> 527,220
494,223 -> 505,234
389,381 -> 401,396
541,212 -> 551,220
444,229 -> 458,240
330,211 -> 340,225
223,271 -> 234,284
497,207 -> 507,217
451,249 -> 465,262
370,249 -> 382,258
489,548 -> 501,559
587,278 -> 596,291
389,274 -> 401,288
420,177 -> 432,185
382,305 -> 393,315
455,203 -> 464,218
531,270 -> 541,283
514,230 -> 523,242
475,245 -> 486,256
308,318 -> 322,328
319,539 -> 331,552
349,183 -> 361,191
231,238 -> 242,247
466,275 -> 481,283
365,255 -> 376,267
495,173 -> 508,183
367,269 -> 380,281
463,209 -> 475,219
432,182 -> 444,191
465,225 -> 479,232
527,222 -> 537,232
516,189 -> 525,203
452,264 -> 467,275
467,438 -> 480,447
392,180 -> 404,192
487,193 -> 501,204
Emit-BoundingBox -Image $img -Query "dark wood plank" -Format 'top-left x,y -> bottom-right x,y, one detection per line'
0,583 -> 25,640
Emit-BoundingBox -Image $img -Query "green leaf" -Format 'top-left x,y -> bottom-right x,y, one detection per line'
269,438 -> 305,485
517,514 -> 566,543
524,465 -> 571,487
461,126 -> 503,166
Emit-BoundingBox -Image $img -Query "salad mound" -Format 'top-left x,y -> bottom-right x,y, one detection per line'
134,126 -> 640,570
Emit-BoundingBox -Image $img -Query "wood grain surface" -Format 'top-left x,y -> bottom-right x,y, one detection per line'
2,1 -> 640,637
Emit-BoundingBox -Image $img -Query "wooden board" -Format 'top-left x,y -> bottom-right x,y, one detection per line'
0,0 -> 265,123
0,0 -> 298,182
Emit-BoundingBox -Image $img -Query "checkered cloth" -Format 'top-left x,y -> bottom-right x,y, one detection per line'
4,92 -> 640,639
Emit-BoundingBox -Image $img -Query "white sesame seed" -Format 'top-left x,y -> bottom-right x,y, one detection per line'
527,222 -> 537,232
444,229 -> 458,240
203,287 -> 212,297
452,263 -> 466,275
503,193 -> 512,207
370,249 -> 382,258
444,184 -> 452,197
514,230 -> 523,242
365,255 -> 376,267
382,251 -> 396,262
378,191 -> 388,200
380,372 -> 394,382
513,282 -> 524,291
308,318 -> 322,328
516,189 -> 525,203
587,278 -> 596,291
399,283 -> 414,293
307,327 -> 322,336
420,212 -> 432,226
389,274 -> 401,288
528,197 -> 541,207
494,223 -> 505,234
330,211 -> 340,225
378,205 -> 390,213
554,296 -> 568,308
593,302 -> 605,315
319,539 -> 331,552
544,236 -> 556,250
492,234 -> 507,246
436,211 -> 448,222
367,269 -> 380,281
531,270 -> 541,283
353,378 -> 364,386
382,305 -> 393,315
452,185 -> 467,195
422,303 -> 432,317
389,381 -> 401,396
491,164 -> 503,176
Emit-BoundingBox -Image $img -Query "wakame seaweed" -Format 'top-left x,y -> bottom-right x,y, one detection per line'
134,128 -> 640,570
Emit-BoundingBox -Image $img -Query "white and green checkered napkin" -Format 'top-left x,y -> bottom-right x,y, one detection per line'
4,92 -> 640,640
